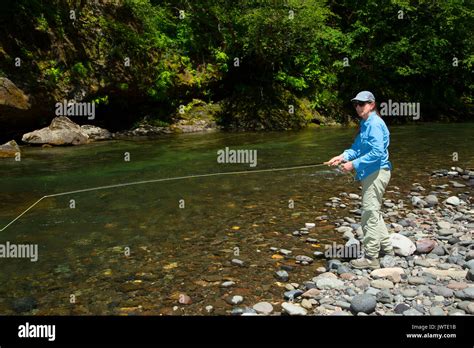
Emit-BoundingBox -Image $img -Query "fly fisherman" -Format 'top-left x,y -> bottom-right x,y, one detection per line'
326,91 -> 393,269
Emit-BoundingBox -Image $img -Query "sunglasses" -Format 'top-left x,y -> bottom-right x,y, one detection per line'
352,101 -> 372,107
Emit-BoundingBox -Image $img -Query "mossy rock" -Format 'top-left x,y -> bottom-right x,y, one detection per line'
175,99 -> 222,123
217,86 -> 314,131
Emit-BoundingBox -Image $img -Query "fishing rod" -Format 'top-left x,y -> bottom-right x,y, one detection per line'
0,162 -> 354,231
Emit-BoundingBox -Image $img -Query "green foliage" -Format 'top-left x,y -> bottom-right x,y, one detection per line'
91,95 -> 109,106
331,0 -> 474,118
35,14 -> 49,31
45,65 -> 62,83
275,71 -> 308,91
0,0 -> 472,132
213,49 -> 229,72
147,70 -> 173,101
71,62 -> 88,78
118,83 -> 129,91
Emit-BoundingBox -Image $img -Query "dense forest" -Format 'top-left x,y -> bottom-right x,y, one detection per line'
0,0 -> 472,140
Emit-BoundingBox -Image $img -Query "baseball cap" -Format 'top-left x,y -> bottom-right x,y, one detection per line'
351,91 -> 375,102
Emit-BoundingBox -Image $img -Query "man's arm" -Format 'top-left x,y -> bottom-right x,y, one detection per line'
352,124 -> 384,171
342,134 -> 361,161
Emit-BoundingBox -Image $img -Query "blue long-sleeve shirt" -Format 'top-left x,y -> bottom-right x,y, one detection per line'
342,111 -> 392,181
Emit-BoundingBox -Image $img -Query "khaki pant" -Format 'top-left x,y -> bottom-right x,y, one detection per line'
360,169 -> 392,258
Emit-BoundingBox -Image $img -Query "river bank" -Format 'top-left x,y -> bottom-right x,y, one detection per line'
238,167 -> 474,316
0,111 -> 349,157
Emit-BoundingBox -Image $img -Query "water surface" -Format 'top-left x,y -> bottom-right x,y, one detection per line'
0,123 -> 473,314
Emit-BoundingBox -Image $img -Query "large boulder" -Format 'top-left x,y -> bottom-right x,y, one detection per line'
22,116 -> 89,145
0,77 -> 30,110
0,77 -> 33,142
0,140 -> 20,158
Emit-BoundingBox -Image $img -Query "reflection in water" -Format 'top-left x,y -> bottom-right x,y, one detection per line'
0,123 -> 473,314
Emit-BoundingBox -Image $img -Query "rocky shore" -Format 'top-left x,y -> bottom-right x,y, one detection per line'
113,118 -> 217,138
0,114 -> 218,156
227,168 -> 474,316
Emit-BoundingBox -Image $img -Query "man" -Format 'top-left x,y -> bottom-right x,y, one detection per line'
326,91 -> 393,269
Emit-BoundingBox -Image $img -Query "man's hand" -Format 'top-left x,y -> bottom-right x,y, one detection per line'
325,155 -> 344,166
340,161 -> 354,172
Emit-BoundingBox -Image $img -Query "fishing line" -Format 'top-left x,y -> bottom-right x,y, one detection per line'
1,162 -> 353,231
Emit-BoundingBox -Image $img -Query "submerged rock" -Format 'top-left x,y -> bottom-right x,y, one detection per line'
229,295 -> 244,305
295,255 -> 314,264
231,259 -> 245,267
275,270 -> 289,282
178,294 -> 192,305
12,297 -> 38,313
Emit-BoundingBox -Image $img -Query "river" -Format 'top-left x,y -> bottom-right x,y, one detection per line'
0,123 -> 473,314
